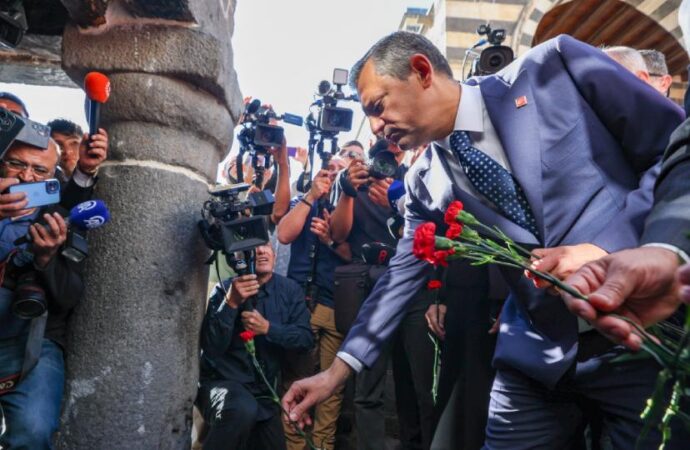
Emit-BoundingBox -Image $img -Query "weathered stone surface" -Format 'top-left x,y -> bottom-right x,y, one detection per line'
60,1 -> 242,121
56,165 -> 210,449
102,72 -> 234,162
0,34 -> 74,87
57,1 -> 241,448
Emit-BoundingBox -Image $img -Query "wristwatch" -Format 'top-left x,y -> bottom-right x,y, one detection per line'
328,240 -> 342,250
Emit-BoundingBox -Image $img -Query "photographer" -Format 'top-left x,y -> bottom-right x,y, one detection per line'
197,243 -> 313,450
330,140 -> 436,450
276,163 -> 350,450
0,135 -> 98,449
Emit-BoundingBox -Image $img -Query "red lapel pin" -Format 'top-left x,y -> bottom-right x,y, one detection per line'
515,95 -> 528,108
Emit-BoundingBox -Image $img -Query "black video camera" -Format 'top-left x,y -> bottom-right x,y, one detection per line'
236,100 -> 302,189
306,69 -> 357,136
0,0 -> 27,48
0,106 -> 51,157
198,182 -> 275,255
472,24 -> 514,76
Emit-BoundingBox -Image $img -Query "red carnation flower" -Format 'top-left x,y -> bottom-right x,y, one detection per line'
427,280 -> 442,290
413,222 -> 437,263
432,249 -> 454,267
239,330 -> 256,343
445,222 -> 464,239
444,201 -> 464,226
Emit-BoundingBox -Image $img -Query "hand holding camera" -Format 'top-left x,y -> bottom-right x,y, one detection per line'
30,212 -> 68,269
368,178 -> 393,208
310,209 -> 332,245
308,169 -> 332,201
226,274 -> 261,309
346,160 -> 369,191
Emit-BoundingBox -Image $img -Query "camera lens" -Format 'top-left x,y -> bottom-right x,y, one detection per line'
489,54 -> 505,69
46,180 -> 59,194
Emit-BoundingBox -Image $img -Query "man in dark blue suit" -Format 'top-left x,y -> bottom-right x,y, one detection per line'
283,32 -> 685,448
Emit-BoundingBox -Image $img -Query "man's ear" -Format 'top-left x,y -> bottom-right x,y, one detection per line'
661,74 -> 673,93
410,54 -> 433,88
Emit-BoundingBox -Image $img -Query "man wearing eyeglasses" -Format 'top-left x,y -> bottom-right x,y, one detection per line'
337,140 -> 365,166
0,129 -> 105,448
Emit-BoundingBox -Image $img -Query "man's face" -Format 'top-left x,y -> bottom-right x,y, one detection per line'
52,132 -> 82,171
2,141 -> 58,183
254,244 -> 275,275
338,145 -> 364,163
357,59 -> 435,150
0,99 -> 26,117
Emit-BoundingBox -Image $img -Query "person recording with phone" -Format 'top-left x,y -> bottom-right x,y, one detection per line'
0,134 -> 96,448
48,118 -> 109,185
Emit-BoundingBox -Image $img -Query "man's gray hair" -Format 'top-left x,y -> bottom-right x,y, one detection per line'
602,46 -> 647,73
639,49 -> 669,76
350,31 -> 453,89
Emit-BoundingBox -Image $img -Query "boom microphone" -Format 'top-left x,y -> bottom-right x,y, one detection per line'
14,200 -> 111,246
84,72 -> 111,137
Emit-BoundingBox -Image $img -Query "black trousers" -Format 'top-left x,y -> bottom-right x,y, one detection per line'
196,379 -> 286,450
431,263 -> 498,450
392,299 -> 436,450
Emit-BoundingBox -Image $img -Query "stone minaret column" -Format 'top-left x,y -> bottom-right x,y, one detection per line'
56,1 -> 241,447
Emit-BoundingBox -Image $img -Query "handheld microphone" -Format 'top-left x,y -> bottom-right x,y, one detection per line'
84,72 -> 111,137
245,99 -> 261,115
318,80 -> 331,96
14,200 -> 111,246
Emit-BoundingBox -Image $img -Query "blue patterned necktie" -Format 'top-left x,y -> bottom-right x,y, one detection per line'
449,130 -> 539,237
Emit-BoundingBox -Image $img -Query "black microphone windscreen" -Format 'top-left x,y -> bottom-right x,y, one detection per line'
318,80 -> 331,95
247,99 -> 261,114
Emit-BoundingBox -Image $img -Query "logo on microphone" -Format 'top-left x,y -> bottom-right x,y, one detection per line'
77,201 -> 97,213
84,216 -> 106,229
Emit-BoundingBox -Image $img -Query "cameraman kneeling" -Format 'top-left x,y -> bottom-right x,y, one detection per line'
0,139 -> 86,449
197,244 -> 313,450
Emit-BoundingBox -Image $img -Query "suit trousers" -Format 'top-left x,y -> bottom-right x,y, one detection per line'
196,379 -> 286,450
483,334 -> 689,450
283,303 -> 344,450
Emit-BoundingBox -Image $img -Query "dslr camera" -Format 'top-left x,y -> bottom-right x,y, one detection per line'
235,100 -> 302,188
339,138 -> 399,197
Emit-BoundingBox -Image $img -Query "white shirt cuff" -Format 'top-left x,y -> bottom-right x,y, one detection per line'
642,243 -> 690,263
72,167 -> 96,188
336,351 -> 364,373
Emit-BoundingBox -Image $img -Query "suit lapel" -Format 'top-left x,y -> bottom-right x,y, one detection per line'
420,144 -> 539,244
479,73 -> 544,242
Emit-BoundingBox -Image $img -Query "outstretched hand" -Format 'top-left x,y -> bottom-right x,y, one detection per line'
561,247 -> 684,350
282,358 -> 352,429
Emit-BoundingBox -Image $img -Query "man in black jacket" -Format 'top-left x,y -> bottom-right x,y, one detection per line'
0,135 -> 100,449
197,243 -> 313,450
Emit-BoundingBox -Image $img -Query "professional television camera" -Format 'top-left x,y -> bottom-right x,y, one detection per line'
198,181 -> 275,307
463,23 -> 515,79
235,99 -> 302,189
298,68 -> 358,193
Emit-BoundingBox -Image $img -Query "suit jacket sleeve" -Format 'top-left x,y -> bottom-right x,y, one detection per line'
339,175 -> 433,368
554,35 -> 685,252
199,283 -> 239,358
641,118 -> 690,254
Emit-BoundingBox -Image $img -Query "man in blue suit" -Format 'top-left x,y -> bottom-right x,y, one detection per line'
283,32 -> 685,448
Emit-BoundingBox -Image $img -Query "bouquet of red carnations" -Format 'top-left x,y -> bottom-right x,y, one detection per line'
413,201 -> 689,449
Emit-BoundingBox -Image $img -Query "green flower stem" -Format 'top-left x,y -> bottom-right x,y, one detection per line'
246,345 -> 320,450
